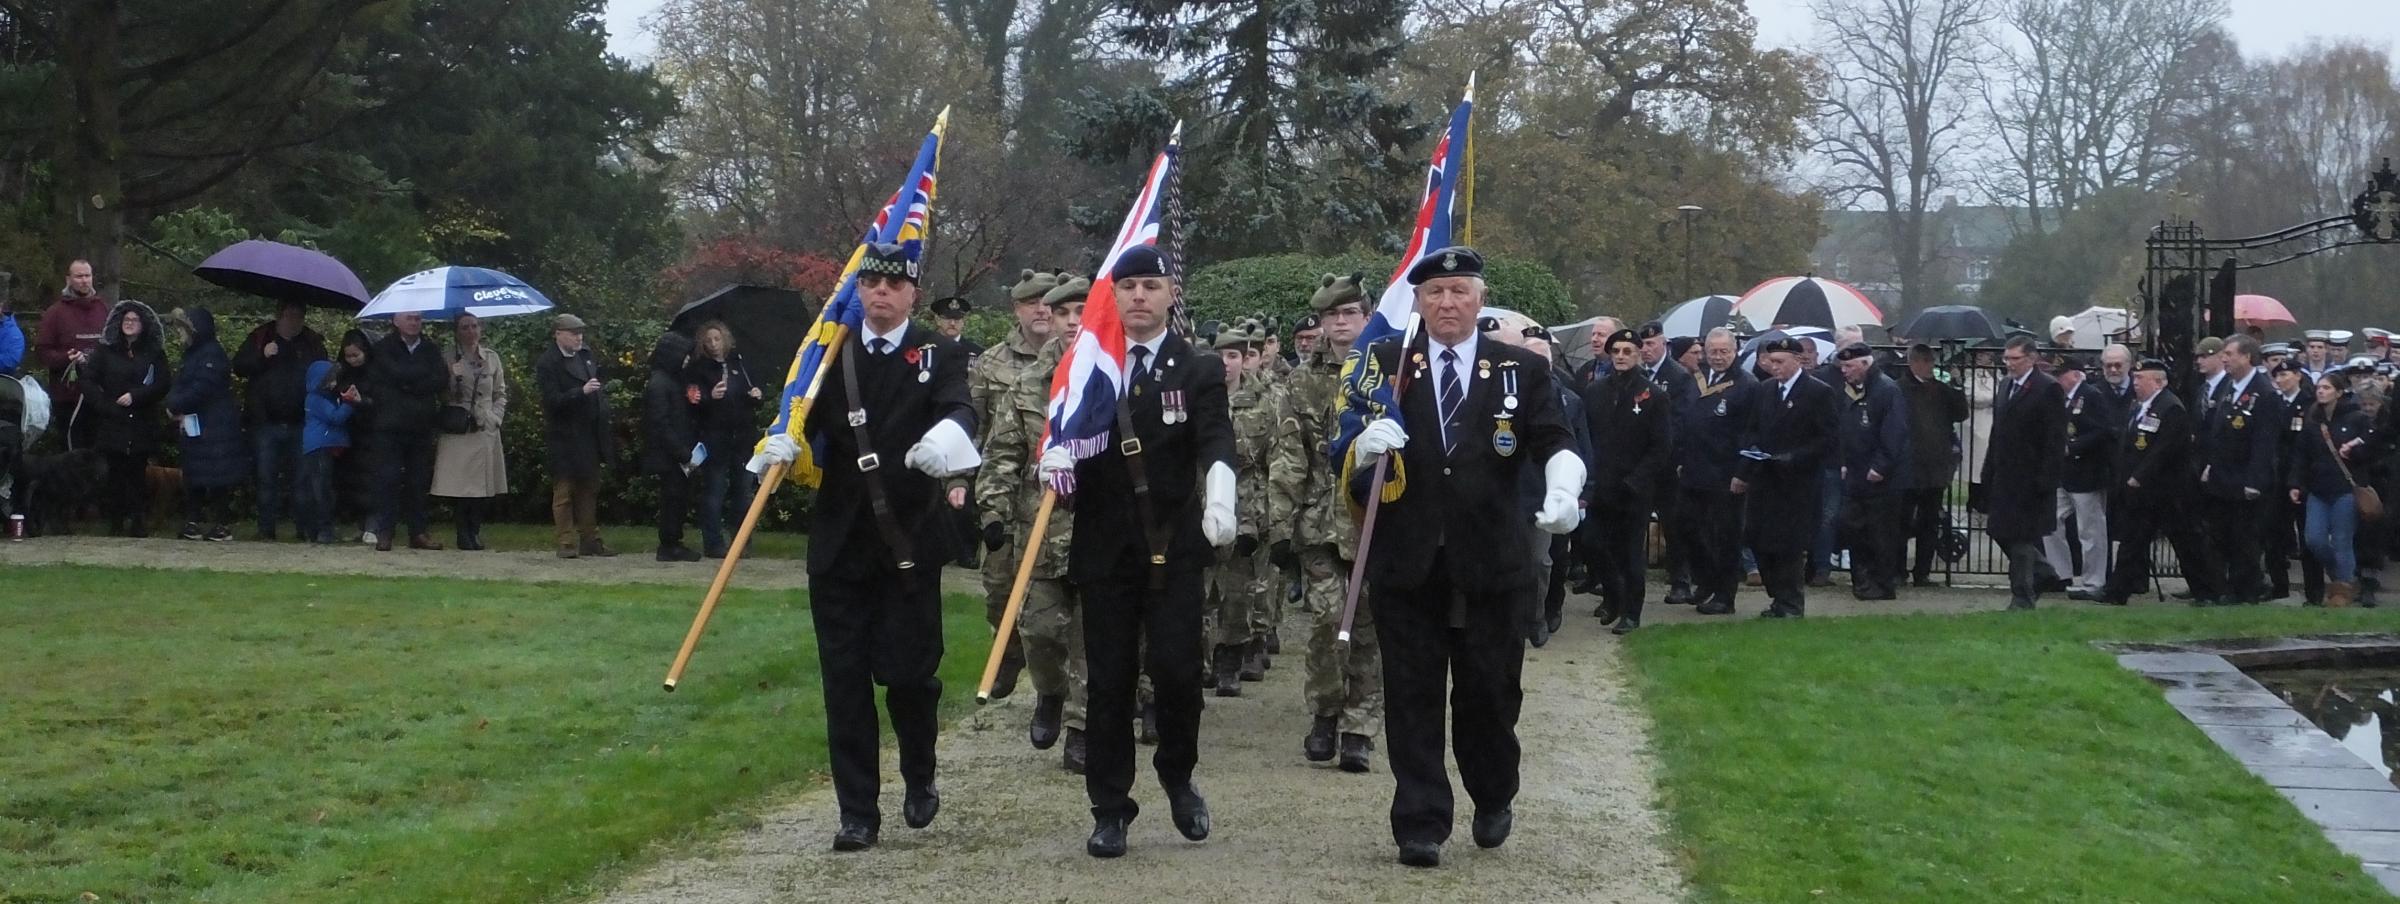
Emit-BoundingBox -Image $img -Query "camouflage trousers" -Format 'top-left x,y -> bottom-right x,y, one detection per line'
1206,552 -> 1275,648
1301,545 -> 1383,736
982,550 -> 1087,730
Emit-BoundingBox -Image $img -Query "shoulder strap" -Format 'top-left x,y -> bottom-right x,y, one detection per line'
839,346 -> 919,576
1113,375 -> 1174,590
2322,420 -> 2365,488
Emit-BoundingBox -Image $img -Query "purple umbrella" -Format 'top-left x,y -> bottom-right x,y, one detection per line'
193,239 -> 371,311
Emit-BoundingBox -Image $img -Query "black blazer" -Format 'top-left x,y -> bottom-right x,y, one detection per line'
1980,369 -> 2068,542
2060,382 -> 2119,494
1735,372 -> 1840,553
1837,372 -> 1912,497
2195,372 -> 2284,500
2112,390 -> 2195,540
1354,336 -> 1570,594
1582,368 -> 1670,509
1678,368 -> 1756,491
1066,332 -> 1235,582
804,324 -> 973,577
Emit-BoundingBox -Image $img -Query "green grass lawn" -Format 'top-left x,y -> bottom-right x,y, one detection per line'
469,521 -> 811,559
1625,606 -> 2400,903
0,565 -> 989,904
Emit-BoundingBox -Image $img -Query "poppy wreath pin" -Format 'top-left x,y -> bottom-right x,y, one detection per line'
903,345 -> 925,366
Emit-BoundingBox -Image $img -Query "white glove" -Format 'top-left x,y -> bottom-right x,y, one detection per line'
1351,418 -> 1407,464
747,433 -> 802,475
1534,451 -> 1586,535
1040,445 -> 1075,481
904,418 -> 980,478
1202,461 -> 1237,547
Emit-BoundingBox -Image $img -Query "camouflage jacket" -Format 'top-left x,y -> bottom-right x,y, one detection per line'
975,336 -> 1071,578
1271,345 -> 1355,559
968,326 -> 1047,449
1226,372 -> 1286,549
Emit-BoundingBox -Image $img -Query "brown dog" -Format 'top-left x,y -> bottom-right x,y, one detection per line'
145,464 -> 184,536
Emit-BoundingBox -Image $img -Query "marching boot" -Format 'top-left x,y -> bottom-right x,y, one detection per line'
1212,646 -> 1243,697
989,645 -> 1023,700
1087,816 -> 1128,858
1029,694 -> 1065,750
1338,733 -> 1373,773
1138,702 -> 1159,746
1061,727 -> 1088,774
1266,631 -> 1281,655
1304,715 -> 1338,762
1165,783 -> 1211,841
2329,581 -> 2357,608
1240,637 -> 1268,681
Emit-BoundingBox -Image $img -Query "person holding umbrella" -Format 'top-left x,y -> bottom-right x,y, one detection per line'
431,312 -> 507,551
231,300 -> 327,540
535,314 -> 616,558
367,311 -> 449,551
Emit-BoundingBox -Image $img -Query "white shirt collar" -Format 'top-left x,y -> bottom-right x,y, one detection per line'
2225,369 -> 2255,395
1429,333 -> 1479,399
862,319 -> 910,352
1126,330 -> 1168,363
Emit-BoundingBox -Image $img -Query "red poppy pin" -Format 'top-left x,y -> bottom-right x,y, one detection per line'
1635,390 -> 1652,405
903,345 -> 923,366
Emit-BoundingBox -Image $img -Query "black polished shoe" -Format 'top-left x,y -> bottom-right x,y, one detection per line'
1397,840 -> 1442,868
1062,728 -> 1088,774
1529,620 -> 1550,647
1695,597 -> 1735,616
1166,784 -> 1211,841
1338,733 -> 1372,773
1138,703 -> 1159,746
1304,715 -> 1337,762
831,818 -> 879,852
1087,816 -> 1129,858
1591,602 -> 1618,625
1030,694 -> 1065,750
1611,614 -> 1640,635
2067,589 -> 2097,602
1544,611 -> 1564,635
1663,586 -> 1695,606
903,783 -> 940,829
2038,577 -> 2071,593
1472,807 -> 1514,849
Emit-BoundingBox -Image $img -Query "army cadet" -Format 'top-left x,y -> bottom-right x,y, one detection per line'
1681,328 -> 1756,615
1039,245 -> 1237,859
2195,335 -> 2285,604
977,271 -> 1094,772
749,242 -> 977,852
1205,319 -> 1285,696
1342,246 -> 1581,868
1582,328 -> 1670,634
1733,336 -> 1840,618
966,272 -> 1058,697
1271,273 -> 1385,772
2101,359 -> 2201,604
1833,342 -> 1911,601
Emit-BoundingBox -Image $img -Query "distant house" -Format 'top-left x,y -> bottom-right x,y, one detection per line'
1809,201 -> 2048,316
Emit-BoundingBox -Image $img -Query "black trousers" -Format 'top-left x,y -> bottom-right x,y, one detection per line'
1654,484 -> 1688,594
2105,497 -> 2210,602
656,468 -> 693,547
2264,494 -> 2324,601
182,484 -> 231,527
810,565 -> 944,827
104,450 -> 147,534
1542,534 -> 1572,623
2001,538 -> 2045,604
1372,547 -> 1524,846
1839,492 -> 1904,595
1592,500 -> 1651,621
451,496 -> 489,545
1676,485 -> 1741,606
375,429 -> 436,538
1082,559 -> 1205,822
2203,496 -> 2265,601
1756,547 -> 1807,614
1901,487 -> 1944,582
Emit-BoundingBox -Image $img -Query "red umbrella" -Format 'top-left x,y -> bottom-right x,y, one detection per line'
2233,294 -> 2295,324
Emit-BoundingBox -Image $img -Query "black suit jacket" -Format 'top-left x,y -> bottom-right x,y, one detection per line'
804,324 -> 974,577
1980,370 -> 2068,542
2060,382 -> 2119,494
1582,368 -> 1670,509
2112,390 -> 2194,539
1678,368 -> 1756,491
1736,373 -> 1840,553
1355,336 -> 1570,594
2195,372 -> 2283,500
1066,332 -> 1235,582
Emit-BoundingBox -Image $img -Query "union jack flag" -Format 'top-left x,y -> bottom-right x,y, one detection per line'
1040,125 -> 1183,493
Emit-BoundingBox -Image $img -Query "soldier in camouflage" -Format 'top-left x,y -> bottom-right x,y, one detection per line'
1270,273 -> 1383,774
1206,319 -> 1287,696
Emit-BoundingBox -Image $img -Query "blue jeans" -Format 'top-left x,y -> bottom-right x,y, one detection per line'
252,422 -> 302,535
2305,493 -> 2360,584
696,457 -> 756,551
296,449 -> 337,541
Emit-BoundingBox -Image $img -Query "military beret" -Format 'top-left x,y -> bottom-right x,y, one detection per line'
1042,275 -> 1090,308
1311,272 -> 1367,313
1526,325 -> 1556,342
2195,336 -> 2225,355
1759,336 -> 1806,356
1602,328 -> 1640,351
1404,246 -> 1483,286
1834,343 -> 1874,362
2135,358 -> 2170,374
1638,321 -> 1667,340
2272,358 -> 2305,376
931,296 -> 971,319
1667,336 -> 1697,360
1294,313 -> 1322,333
1478,315 -> 1503,335
1214,323 -> 1254,350
1010,269 -> 1061,301
1110,245 -> 1168,281
858,242 -> 918,282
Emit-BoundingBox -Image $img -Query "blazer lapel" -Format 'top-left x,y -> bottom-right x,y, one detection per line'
1450,351 -> 1501,460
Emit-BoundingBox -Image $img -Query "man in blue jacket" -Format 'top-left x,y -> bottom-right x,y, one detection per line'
1683,328 -> 1757,615
1834,343 -> 1911,600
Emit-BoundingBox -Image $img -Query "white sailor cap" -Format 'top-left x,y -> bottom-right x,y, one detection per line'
2329,329 -> 2355,346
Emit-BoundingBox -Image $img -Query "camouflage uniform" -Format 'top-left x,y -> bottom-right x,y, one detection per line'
971,272 -> 1080,723
1207,324 -> 1288,685
1273,279 -> 1383,743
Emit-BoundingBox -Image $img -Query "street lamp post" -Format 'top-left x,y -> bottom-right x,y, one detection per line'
1677,204 -> 1704,304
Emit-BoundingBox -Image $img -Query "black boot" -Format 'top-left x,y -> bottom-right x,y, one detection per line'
1030,694 -> 1064,750
1240,637 -> 1268,681
1338,733 -> 1373,773
1062,727 -> 1088,773
1212,646 -> 1243,697
989,646 -> 1023,700
1138,703 -> 1159,746
1304,715 -> 1337,762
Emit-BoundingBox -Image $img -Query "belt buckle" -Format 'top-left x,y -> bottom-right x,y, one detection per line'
896,560 -> 915,570
857,453 -> 880,472
1121,439 -> 1143,456
847,410 -> 867,427
1150,554 -> 1166,565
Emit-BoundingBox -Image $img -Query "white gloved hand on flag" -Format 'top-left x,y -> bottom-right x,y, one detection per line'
904,418 -> 980,478
1351,418 -> 1407,464
1534,450 -> 1586,535
1202,461 -> 1237,547
1039,445 -> 1076,482
747,433 -> 802,476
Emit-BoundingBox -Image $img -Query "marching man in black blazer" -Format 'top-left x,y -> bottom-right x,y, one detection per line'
1343,246 -> 1581,868
1582,328 -> 1670,634
1980,334 -> 2068,609
2101,359 -> 2202,604
751,242 -> 980,852
2194,334 -> 2286,604
1038,245 -> 1238,859
1733,336 -> 1839,618
2044,357 -> 2118,601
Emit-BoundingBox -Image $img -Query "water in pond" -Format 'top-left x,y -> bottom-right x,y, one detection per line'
2251,667 -> 2400,783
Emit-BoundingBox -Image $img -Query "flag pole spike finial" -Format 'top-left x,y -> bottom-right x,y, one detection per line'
1168,120 -> 1184,146
935,106 -> 951,131
1465,71 -> 1476,101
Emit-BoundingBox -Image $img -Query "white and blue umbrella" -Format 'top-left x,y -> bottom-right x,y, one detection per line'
359,266 -> 554,321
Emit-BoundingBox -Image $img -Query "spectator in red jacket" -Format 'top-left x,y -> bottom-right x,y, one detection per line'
35,260 -> 113,447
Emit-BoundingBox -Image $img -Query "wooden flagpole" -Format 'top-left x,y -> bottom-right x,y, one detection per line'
976,490 -> 1057,703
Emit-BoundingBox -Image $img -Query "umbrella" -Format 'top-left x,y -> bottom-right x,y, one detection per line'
2068,306 -> 2135,348
192,239 -> 370,311
671,285 -> 815,388
360,266 -> 554,321
1657,295 -> 1741,339
1732,276 -> 1883,331
1891,305 -> 2003,343
1546,315 -> 1607,370
2233,293 -> 2295,325
1737,326 -> 1833,374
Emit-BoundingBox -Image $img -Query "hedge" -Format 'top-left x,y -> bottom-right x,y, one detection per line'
1182,252 -> 1575,335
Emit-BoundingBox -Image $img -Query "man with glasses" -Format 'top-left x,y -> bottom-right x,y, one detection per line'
1980,335 -> 2067,609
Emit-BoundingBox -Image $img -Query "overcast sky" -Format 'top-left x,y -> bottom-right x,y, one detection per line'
604,0 -> 2400,63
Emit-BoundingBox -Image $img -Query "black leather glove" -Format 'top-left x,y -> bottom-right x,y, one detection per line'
1236,534 -> 1260,557
983,522 -> 1010,552
1270,539 -> 1297,570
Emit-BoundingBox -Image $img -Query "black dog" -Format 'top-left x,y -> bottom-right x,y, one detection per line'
17,448 -> 109,537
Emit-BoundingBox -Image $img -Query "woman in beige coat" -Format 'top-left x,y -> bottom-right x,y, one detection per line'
432,312 -> 509,549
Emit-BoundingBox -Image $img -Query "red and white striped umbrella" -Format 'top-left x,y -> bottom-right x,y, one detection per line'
1732,276 -> 1884,331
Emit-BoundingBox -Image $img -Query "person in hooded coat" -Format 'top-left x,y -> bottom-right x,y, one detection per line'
642,330 -> 703,561
299,358 -> 357,544
78,299 -> 172,536
163,307 -> 249,540
330,329 -> 378,542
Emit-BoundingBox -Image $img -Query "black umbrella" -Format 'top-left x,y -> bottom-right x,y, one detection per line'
671,285 -> 816,389
1892,305 -> 2003,343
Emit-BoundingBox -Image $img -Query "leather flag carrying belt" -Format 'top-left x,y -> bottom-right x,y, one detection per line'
1113,389 -> 1173,590
840,348 -> 917,583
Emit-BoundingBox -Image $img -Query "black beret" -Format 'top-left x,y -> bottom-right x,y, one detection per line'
1526,325 -> 1556,341
1667,336 -> 1697,359
1404,246 -> 1484,286
1110,245 -> 1168,281
930,296 -> 971,319
1638,321 -> 1667,340
2134,358 -> 2170,374
1760,337 -> 1806,356
1477,315 -> 1502,334
1295,313 -> 1321,332
1602,328 -> 1640,351
2271,358 -> 2305,376
1834,343 -> 1875,362
858,242 -> 918,282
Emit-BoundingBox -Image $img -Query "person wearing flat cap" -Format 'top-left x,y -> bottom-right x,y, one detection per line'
1339,245 -> 1579,868
968,270 -> 1059,709
1033,243 -> 1238,859
1734,334 -> 1842,617
2099,358 -> 2204,604
532,312 -> 614,557
750,240 -> 980,852
1582,327 -> 1670,633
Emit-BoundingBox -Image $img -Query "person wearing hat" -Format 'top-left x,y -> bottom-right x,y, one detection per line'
2050,315 -> 2077,349
1832,342 -> 1912,601
968,270 -> 1060,701
2099,359 -> 2203,604
1581,327 -> 1671,633
929,294 -> 985,570
1733,333 -> 1841,617
1035,243 -> 1238,859
931,295 -> 982,360
532,312 -> 615,557
977,272 -> 1093,773
1978,334 -> 2067,610
1677,328 -> 1758,615
1896,343 -> 1967,587
751,240 -> 979,851
1203,320 -> 1284,695
2263,358 -> 2323,602
2195,336 -> 2228,406
2301,330 -> 2333,378
1270,271 -> 1386,772
2041,355 -> 2117,601
1338,245 -> 1580,867
2365,328 -> 2395,363
1635,320 -> 1699,605
2192,333 -> 2286,605
1292,313 -> 1323,362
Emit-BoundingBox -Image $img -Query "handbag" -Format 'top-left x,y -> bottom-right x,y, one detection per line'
2322,422 -> 2383,522
439,404 -> 476,434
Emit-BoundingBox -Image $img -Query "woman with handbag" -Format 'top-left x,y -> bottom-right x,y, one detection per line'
431,312 -> 509,550
2290,371 -> 2383,606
